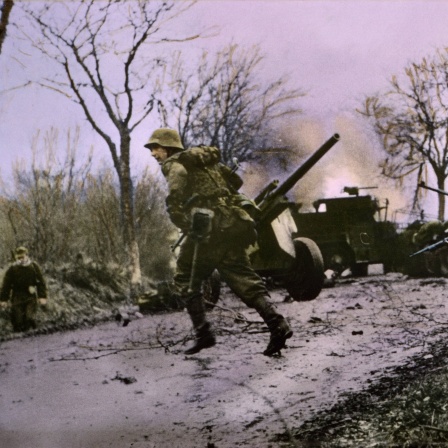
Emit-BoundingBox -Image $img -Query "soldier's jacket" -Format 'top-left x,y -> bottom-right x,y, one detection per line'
0,260 -> 47,302
162,145 -> 257,245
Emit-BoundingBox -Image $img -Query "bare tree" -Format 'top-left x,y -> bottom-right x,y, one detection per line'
0,0 -> 13,54
19,0 -> 200,295
0,129 -> 174,278
80,166 -> 174,279
0,127 -> 93,262
133,168 -> 176,280
82,168 -> 122,264
359,48 -> 448,221
161,44 -> 304,166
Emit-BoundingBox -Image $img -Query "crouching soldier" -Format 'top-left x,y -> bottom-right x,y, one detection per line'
0,247 -> 48,332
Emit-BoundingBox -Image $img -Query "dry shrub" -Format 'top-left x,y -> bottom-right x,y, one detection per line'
0,128 -> 176,282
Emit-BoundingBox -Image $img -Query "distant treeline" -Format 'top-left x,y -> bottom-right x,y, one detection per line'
0,134 -> 175,281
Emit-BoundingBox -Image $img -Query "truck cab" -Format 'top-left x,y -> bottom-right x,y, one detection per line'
292,189 -> 398,276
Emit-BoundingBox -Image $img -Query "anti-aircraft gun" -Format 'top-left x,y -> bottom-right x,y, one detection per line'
248,133 -> 340,301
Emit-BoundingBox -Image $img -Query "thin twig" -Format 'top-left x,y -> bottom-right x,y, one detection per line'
204,300 -> 262,326
50,335 -> 189,361
422,425 -> 448,434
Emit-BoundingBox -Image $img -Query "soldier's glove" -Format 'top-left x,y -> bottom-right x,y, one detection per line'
168,210 -> 190,233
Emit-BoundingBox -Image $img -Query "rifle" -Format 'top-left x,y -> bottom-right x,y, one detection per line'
230,157 -> 240,174
171,233 -> 186,252
409,237 -> 448,257
187,208 -> 214,294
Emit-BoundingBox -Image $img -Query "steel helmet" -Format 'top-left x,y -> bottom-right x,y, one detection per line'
144,128 -> 184,151
15,246 -> 28,256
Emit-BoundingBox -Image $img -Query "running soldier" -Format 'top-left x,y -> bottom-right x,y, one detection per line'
144,128 -> 293,356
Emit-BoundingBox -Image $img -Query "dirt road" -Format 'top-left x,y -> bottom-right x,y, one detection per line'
1,273 -> 447,448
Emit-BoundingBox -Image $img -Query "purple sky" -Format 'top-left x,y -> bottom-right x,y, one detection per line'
194,1 -> 447,115
2,1 -> 448,221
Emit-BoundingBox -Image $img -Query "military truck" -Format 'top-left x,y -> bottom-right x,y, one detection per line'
291,187 -> 399,276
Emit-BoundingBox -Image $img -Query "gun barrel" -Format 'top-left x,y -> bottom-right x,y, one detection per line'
419,182 -> 448,197
409,237 -> 448,257
254,180 -> 279,205
271,133 -> 340,199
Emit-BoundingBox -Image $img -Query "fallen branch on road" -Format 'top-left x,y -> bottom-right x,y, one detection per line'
49,336 -> 191,362
205,300 -> 264,329
422,425 -> 448,434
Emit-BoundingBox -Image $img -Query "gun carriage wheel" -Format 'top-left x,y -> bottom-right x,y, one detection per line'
283,237 -> 324,301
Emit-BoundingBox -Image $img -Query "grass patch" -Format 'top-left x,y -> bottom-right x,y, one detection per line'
0,260 -> 179,341
289,338 -> 448,448
321,370 -> 448,447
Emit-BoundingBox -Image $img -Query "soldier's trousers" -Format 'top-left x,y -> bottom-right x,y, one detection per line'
175,235 -> 283,330
10,295 -> 37,332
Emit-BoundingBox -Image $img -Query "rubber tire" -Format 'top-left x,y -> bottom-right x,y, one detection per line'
326,244 -> 356,275
424,252 -> 442,276
352,262 -> 369,277
284,237 -> 325,301
438,247 -> 448,276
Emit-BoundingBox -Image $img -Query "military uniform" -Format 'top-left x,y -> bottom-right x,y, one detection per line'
145,129 -> 292,356
0,250 -> 47,332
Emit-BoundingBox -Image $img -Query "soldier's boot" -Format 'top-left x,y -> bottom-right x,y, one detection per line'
263,316 -> 293,356
184,322 -> 216,355
253,298 -> 293,356
184,293 -> 216,355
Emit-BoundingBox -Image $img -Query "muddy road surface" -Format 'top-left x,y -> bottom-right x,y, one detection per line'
1,273 -> 448,448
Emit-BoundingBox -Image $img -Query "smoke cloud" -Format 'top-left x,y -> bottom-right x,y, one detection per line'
240,114 -> 410,222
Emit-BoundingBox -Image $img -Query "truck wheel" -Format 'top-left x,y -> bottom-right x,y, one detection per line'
284,237 -> 324,301
326,244 -> 356,275
439,247 -> 448,276
203,269 -> 221,309
352,262 -> 368,277
424,252 -> 442,276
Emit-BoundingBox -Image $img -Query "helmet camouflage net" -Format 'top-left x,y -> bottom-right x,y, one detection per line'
15,246 -> 28,256
144,128 -> 184,151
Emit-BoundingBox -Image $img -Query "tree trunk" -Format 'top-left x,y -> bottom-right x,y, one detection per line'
437,176 -> 446,222
0,0 -> 14,55
119,131 -> 142,300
